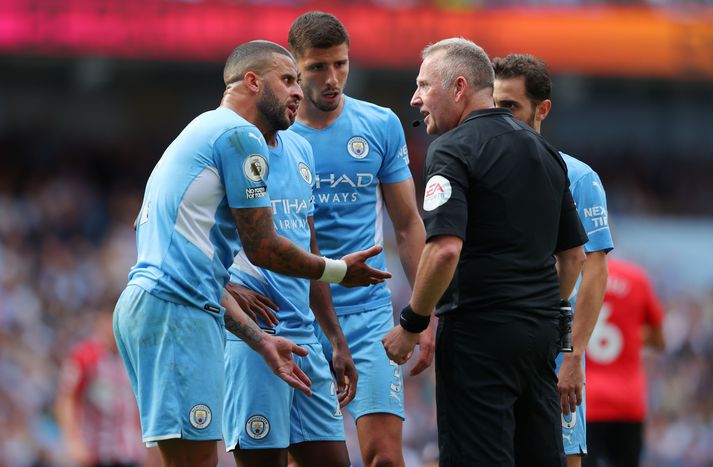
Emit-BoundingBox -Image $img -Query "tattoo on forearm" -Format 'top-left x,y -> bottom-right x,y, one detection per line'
235,208 -> 323,278
224,314 -> 263,346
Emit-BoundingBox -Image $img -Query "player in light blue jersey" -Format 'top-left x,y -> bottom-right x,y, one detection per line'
493,54 -> 614,467
287,12 -> 431,467
223,129 -> 356,467
114,40 -> 390,467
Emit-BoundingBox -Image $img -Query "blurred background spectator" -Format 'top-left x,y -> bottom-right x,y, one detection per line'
1,1 -> 712,466
54,306 -> 147,467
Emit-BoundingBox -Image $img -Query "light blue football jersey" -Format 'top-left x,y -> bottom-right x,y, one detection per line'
128,107 -> 272,313
228,130 -> 318,344
561,152 -> 614,310
558,153 -> 613,455
291,95 -> 412,315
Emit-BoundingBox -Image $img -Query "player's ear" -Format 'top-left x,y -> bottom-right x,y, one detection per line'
244,71 -> 261,94
536,99 -> 552,123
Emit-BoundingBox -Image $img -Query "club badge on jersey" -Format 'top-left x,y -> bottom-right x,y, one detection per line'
347,136 -> 369,159
298,162 -> 313,184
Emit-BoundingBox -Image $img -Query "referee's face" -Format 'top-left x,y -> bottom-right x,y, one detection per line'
411,53 -> 459,135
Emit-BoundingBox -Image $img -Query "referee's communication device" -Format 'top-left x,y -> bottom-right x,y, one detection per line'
559,299 -> 574,353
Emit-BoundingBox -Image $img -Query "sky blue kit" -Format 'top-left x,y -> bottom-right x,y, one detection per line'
223,130 -> 344,450
557,153 -> 615,455
291,96 -> 412,420
114,107 -> 273,443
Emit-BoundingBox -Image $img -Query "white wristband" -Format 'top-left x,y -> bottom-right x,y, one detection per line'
319,257 -> 347,283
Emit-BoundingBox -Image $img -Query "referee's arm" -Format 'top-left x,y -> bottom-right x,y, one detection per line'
409,235 -> 462,316
382,234 -> 462,364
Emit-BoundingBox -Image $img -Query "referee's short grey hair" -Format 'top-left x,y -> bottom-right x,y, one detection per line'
421,38 -> 494,91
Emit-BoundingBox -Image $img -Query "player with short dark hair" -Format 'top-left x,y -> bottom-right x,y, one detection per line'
113,39 -> 390,467
288,11 -> 431,467
493,53 -> 614,467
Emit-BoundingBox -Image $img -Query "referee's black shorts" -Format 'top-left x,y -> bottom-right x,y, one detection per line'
435,309 -> 565,467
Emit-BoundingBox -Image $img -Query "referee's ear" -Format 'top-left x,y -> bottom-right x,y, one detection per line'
535,99 -> 552,125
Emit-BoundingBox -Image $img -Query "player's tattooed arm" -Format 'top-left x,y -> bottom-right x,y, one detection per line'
232,207 -> 324,278
224,314 -> 263,345
221,290 -> 263,346
231,207 -> 391,286
222,288 -> 313,396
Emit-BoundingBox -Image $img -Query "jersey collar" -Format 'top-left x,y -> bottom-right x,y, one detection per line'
462,108 -> 512,124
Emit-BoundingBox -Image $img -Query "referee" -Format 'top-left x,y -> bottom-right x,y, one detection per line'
382,38 -> 588,466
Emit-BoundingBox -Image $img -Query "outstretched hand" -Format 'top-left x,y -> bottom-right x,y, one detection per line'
340,245 -> 392,287
256,335 -> 312,396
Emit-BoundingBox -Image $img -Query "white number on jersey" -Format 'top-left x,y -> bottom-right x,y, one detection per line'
587,303 -> 623,363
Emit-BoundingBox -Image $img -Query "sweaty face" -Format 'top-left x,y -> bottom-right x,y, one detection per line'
493,76 -> 537,129
410,52 -> 459,136
257,54 -> 303,131
295,43 -> 349,113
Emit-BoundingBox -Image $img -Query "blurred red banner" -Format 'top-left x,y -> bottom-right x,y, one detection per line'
1,0 -> 712,79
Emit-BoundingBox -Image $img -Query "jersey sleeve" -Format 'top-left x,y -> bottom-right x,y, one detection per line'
571,170 -> 614,254
377,111 -> 412,183
422,140 -> 469,241
213,127 -> 272,209
556,183 -> 588,252
641,272 -> 665,327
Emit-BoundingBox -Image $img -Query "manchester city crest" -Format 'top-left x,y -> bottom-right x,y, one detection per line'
347,136 -> 369,159
189,404 -> 212,429
246,415 -> 270,440
298,162 -> 312,184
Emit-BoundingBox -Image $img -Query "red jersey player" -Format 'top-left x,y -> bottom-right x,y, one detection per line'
55,308 -> 146,467
584,258 -> 665,467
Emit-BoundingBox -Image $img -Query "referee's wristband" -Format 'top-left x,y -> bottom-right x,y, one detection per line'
319,257 -> 348,284
399,304 -> 430,334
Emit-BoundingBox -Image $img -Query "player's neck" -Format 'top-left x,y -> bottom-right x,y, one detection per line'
264,130 -> 278,147
221,90 -> 271,135
297,95 -> 344,130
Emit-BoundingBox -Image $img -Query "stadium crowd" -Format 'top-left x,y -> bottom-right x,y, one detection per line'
0,135 -> 711,466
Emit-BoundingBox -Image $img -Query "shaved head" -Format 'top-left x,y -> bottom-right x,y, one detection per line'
223,40 -> 296,86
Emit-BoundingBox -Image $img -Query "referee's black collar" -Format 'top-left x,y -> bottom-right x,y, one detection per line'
462,108 -> 511,124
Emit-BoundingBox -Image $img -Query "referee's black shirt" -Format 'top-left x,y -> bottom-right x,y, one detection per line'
422,108 -> 587,316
